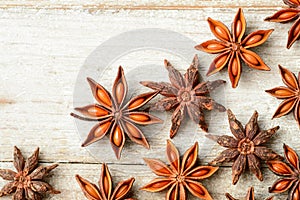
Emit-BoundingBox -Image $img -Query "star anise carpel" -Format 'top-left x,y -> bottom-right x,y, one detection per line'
265,65 -> 300,128
71,66 -> 163,159
195,8 -> 273,88
0,146 -> 60,200
226,187 -> 273,200
267,144 -> 300,200
140,140 -> 218,200
206,109 -> 280,185
140,55 -> 226,138
265,0 -> 300,49
76,163 -> 135,200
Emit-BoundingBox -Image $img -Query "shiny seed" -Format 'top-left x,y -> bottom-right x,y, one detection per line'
215,26 -> 229,40
287,151 -> 298,168
243,53 -> 259,65
272,163 -> 290,174
103,175 -> 110,196
129,114 -> 149,122
215,54 -> 228,68
284,73 -> 297,88
280,100 -> 295,113
94,122 -> 110,137
275,180 -> 290,190
113,126 -> 122,147
116,82 -> 125,104
88,106 -> 108,117
293,24 -> 300,37
115,184 -> 128,197
97,89 -> 112,107
274,89 -> 293,97
245,35 -> 262,46
231,58 -> 239,76
189,183 -> 205,195
279,12 -> 297,19
124,122 -> 140,138
207,43 -> 225,50
85,184 -> 99,198
129,98 -> 144,109
235,20 -> 242,38
192,169 -> 209,177
151,181 -> 169,188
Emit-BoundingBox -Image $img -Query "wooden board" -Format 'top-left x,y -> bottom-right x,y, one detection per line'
0,1 -> 299,199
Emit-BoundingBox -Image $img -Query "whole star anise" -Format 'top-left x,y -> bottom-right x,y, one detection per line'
76,163 -> 135,200
195,8 -> 273,88
71,66 -> 162,159
265,65 -> 300,128
0,146 -> 60,200
206,109 -> 280,185
140,55 -> 226,138
226,187 -> 273,200
140,140 -> 218,200
267,144 -> 300,200
265,0 -> 300,49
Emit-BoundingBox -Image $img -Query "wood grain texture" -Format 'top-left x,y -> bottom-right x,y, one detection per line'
0,2 -> 299,200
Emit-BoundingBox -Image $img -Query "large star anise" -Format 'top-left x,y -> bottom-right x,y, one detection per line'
76,163 -> 135,200
267,144 -> 300,200
71,66 -> 162,159
0,146 -> 60,199
265,65 -> 300,128
195,8 -> 273,88
140,55 -> 226,138
226,187 -> 273,200
265,0 -> 300,49
140,140 -> 218,200
206,109 -> 280,185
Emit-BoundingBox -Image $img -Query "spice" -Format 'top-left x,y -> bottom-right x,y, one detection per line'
76,163 -> 135,200
0,146 -> 60,199
265,65 -> 300,128
206,109 -> 280,185
267,144 -> 300,200
140,55 -> 226,138
265,0 -> 300,49
226,187 -> 273,200
71,66 -> 162,159
140,140 -> 218,200
195,8 -> 273,88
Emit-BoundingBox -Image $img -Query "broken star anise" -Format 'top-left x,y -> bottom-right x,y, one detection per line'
267,144 -> 300,200
76,163 -> 135,200
71,66 -> 162,159
0,146 -> 60,200
226,187 -> 273,200
206,109 -> 280,185
265,0 -> 300,49
140,140 -> 218,200
195,8 -> 273,88
265,65 -> 300,128
140,55 -> 226,138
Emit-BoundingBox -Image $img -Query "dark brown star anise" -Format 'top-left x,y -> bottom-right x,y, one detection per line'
267,144 -> 300,200
76,163 -> 135,200
0,146 -> 60,200
195,8 -> 273,88
265,0 -> 300,49
140,140 -> 218,200
71,66 -> 162,159
206,109 -> 280,185
140,55 -> 226,138
265,65 -> 300,128
226,187 -> 273,200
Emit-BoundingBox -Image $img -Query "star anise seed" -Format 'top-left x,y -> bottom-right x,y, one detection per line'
226,187 -> 273,200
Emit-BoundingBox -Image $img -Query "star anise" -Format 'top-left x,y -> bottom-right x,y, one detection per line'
0,146 -> 60,200
267,144 -> 300,200
195,8 -> 273,88
76,163 -> 135,200
140,140 -> 218,200
206,109 -> 280,185
265,0 -> 300,49
226,187 -> 273,200
71,66 -> 162,159
140,55 -> 226,138
265,65 -> 300,128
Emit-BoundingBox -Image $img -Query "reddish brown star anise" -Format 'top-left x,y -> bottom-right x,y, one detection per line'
206,109 -> 280,185
0,146 -> 60,200
140,140 -> 218,200
195,8 -> 273,88
76,163 -> 135,200
265,0 -> 300,49
140,55 -> 226,138
226,187 -> 273,200
267,144 -> 300,200
71,66 -> 162,159
265,65 -> 300,128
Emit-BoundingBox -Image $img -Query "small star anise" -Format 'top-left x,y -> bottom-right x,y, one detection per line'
267,144 -> 300,200
226,187 -> 273,200
0,146 -> 60,200
265,65 -> 300,128
140,140 -> 218,200
265,0 -> 300,49
140,55 -> 226,138
206,109 -> 280,185
195,8 -> 273,88
76,163 -> 135,200
71,66 -> 162,159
